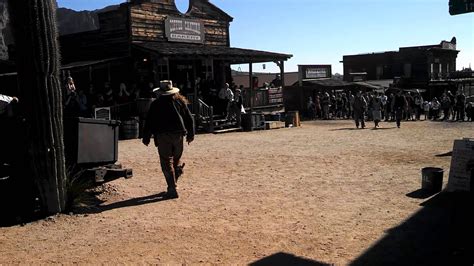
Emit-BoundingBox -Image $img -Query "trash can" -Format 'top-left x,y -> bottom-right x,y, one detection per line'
421,167 -> 443,192
241,113 -> 253,132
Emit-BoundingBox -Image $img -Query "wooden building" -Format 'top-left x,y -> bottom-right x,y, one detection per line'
341,37 -> 460,98
58,0 -> 292,129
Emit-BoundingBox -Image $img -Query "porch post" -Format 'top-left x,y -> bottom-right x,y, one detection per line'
193,60 -> 199,119
280,60 -> 285,87
249,62 -> 253,114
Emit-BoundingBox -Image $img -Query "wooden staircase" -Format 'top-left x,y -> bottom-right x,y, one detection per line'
194,99 -> 240,133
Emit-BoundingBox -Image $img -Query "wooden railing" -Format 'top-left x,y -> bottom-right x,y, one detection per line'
198,98 -> 214,132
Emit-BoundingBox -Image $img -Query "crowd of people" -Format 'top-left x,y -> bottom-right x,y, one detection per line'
306,89 -> 473,128
62,76 -> 156,118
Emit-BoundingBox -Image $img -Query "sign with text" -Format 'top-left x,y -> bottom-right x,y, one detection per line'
447,138 -> 474,192
165,17 -> 205,44
268,87 -> 283,104
299,65 -> 332,80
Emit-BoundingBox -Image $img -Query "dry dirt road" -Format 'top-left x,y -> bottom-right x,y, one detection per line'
1,120 -> 472,265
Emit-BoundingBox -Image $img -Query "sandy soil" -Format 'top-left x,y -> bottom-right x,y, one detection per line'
0,120 -> 472,265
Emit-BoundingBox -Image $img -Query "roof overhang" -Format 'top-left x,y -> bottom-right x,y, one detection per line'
132,42 -> 292,64
300,78 -> 352,87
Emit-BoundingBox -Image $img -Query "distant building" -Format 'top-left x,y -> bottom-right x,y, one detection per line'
341,37 -> 460,92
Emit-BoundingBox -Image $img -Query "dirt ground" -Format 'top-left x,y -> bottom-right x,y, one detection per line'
0,120 -> 472,265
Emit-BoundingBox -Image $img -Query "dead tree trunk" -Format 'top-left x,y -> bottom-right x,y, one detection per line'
8,0 -> 66,214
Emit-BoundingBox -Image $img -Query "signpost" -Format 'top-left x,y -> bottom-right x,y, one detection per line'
449,0 -> 474,15
447,138 -> 474,192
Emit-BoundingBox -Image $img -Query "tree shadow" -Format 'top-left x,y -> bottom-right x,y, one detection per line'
74,192 -> 173,214
249,252 -> 331,266
351,191 -> 472,266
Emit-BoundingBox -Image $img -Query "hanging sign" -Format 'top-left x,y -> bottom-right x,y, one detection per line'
165,17 -> 205,44
268,87 -> 283,104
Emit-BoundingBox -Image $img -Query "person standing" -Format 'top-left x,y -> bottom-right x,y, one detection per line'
233,88 -> 244,127
371,94 -> 382,128
321,92 -> 330,120
456,90 -> 466,121
218,83 -> 234,118
413,91 -> 423,121
142,80 -> 195,199
392,90 -> 406,128
447,91 -> 456,121
307,97 -> 316,120
352,91 -> 367,129
440,94 -> 451,121
431,97 -> 441,120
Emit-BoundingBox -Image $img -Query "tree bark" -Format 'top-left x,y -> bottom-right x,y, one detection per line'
7,0 -> 67,214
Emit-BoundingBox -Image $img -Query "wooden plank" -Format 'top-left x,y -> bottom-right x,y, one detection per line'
264,121 -> 285,130
213,127 -> 241,134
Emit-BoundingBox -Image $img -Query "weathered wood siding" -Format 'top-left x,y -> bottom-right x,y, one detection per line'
98,6 -> 130,56
130,0 -> 230,46
60,5 -> 130,63
60,0 -> 233,63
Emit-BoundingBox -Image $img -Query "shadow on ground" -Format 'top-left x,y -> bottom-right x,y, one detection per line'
330,127 -> 363,131
406,189 -> 438,199
435,151 -> 453,157
331,126 -> 396,131
74,192 -> 174,214
350,191 -> 472,266
249,252 -> 331,266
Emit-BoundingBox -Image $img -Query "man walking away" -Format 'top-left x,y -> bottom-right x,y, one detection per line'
142,80 -> 195,199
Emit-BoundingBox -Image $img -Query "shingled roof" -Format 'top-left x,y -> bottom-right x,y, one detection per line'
133,42 -> 292,64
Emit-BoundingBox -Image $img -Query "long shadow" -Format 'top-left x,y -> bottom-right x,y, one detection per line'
331,127 -> 397,131
351,191 -> 472,266
330,127 -> 362,131
75,192 -> 173,214
370,127 -> 397,130
249,252 -> 331,266
406,189 -> 438,199
435,151 -> 453,157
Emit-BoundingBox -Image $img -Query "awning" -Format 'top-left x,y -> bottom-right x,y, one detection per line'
299,78 -> 352,87
0,57 -> 129,77
133,42 -> 292,64
62,57 -> 128,70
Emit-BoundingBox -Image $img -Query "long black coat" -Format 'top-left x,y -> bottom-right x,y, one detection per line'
142,95 -> 194,142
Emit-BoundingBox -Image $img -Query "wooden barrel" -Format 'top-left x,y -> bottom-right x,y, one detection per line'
285,111 -> 301,127
120,117 -> 139,140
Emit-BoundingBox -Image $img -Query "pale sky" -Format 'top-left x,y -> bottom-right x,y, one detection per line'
57,0 -> 474,74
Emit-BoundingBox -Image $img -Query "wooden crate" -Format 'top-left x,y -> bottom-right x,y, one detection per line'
285,111 -> 300,127
265,121 -> 285,130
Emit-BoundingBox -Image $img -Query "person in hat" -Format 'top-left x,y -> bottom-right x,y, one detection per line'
142,80 -> 195,199
352,91 -> 367,129
392,90 -> 407,128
